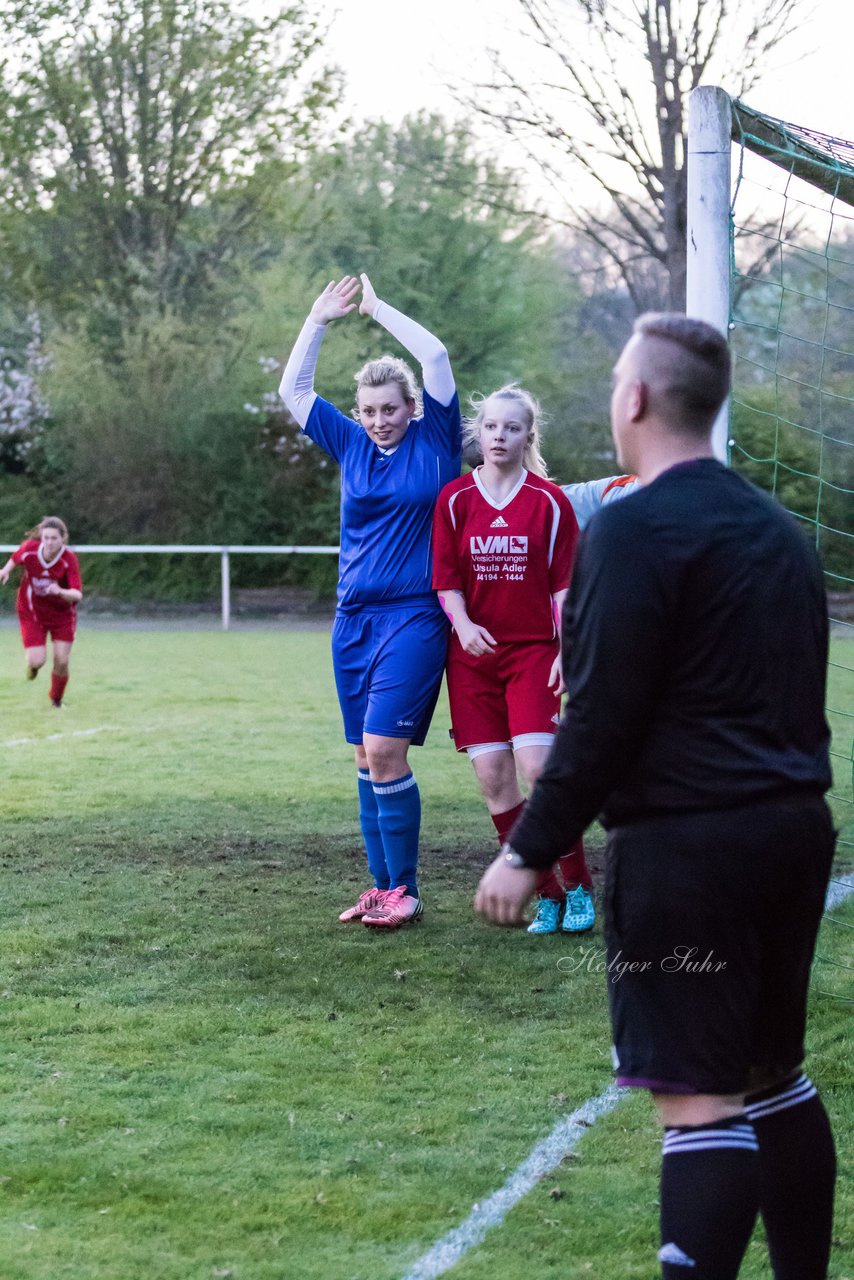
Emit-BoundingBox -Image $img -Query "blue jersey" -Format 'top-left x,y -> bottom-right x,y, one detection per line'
305,390 -> 462,608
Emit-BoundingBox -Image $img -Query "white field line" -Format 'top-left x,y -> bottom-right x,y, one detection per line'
400,1084 -> 625,1280
825,871 -> 854,910
2,725 -> 116,747
1,720 -> 196,749
402,874 -> 854,1280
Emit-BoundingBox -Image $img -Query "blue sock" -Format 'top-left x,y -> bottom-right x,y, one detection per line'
357,771 -> 389,889
372,773 -> 420,897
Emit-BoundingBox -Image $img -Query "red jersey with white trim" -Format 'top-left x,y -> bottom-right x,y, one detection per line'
12,540 -> 82,626
432,469 -> 578,643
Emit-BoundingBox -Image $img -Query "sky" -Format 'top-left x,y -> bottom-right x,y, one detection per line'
320,0 -> 851,146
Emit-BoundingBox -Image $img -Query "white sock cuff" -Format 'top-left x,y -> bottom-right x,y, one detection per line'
372,773 -> 417,796
744,1074 -> 817,1122
662,1121 -> 758,1156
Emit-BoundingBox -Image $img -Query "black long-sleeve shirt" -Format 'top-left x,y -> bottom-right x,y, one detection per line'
511,459 -> 832,870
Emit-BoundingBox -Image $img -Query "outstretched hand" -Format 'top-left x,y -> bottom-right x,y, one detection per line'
474,854 -> 538,926
0,564 -> 11,586
359,273 -> 379,319
309,276 -> 360,326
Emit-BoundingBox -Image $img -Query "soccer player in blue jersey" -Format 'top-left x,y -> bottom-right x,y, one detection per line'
279,274 -> 461,928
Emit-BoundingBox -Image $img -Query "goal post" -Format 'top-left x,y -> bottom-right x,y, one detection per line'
686,85 -> 732,462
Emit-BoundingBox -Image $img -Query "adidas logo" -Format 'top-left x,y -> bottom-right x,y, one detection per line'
658,1243 -> 696,1267
489,515 -> 509,527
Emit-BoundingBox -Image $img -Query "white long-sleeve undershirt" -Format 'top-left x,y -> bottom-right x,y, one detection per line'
278,317 -> 325,429
371,299 -> 456,406
278,299 -> 455,429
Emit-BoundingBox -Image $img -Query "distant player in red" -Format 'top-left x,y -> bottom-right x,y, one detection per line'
0,516 -> 83,707
432,384 -> 596,935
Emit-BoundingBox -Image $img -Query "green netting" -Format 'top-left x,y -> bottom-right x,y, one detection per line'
730,102 -> 854,848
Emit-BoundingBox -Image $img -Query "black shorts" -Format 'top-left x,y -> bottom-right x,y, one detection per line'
604,792 -> 835,1095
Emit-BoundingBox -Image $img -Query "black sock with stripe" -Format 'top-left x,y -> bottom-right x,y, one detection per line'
745,1074 -> 836,1280
658,1115 -> 759,1278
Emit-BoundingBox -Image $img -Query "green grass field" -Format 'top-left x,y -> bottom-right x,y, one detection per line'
0,625 -> 852,1280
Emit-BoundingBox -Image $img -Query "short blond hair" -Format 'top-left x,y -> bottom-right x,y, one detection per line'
463,384 -> 549,477
353,355 -> 421,417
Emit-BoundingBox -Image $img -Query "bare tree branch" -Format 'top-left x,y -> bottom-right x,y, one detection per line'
459,0 -> 810,311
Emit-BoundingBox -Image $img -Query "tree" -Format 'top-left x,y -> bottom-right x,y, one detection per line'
272,112 -> 613,457
465,0 -> 807,311
10,113 -> 615,595
0,0 -> 339,327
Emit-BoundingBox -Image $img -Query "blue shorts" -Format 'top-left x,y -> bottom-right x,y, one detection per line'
331,600 -> 449,746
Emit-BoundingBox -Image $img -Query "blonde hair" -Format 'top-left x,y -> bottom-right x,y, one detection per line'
26,515 -> 69,543
463,384 -> 549,477
353,355 -> 421,418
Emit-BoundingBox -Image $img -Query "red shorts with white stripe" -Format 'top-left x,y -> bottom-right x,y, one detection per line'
18,609 -> 76,647
446,638 -> 561,751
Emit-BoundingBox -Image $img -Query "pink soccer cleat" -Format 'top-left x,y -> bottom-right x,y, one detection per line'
361,885 -> 423,929
338,887 -> 391,923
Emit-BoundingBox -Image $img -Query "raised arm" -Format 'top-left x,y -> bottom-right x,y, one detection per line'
359,274 -> 455,407
278,276 -> 360,428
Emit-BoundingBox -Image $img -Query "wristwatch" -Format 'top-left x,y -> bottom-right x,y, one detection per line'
500,844 -> 527,868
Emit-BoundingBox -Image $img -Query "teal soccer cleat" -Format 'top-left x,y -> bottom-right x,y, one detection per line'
527,896 -> 562,935
561,885 -> 596,933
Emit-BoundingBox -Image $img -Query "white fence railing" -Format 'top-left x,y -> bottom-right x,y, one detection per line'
0,544 -> 340,631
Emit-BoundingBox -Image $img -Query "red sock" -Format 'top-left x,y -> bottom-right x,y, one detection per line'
491,802 -> 565,902
558,837 -> 592,890
535,868 -> 566,902
50,672 -> 69,705
490,800 -> 526,846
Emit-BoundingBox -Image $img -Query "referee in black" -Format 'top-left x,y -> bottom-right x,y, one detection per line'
476,313 -> 836,1279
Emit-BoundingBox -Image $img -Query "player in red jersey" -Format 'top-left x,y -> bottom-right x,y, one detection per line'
0,516 -> 83,707
432,385 -> 596,934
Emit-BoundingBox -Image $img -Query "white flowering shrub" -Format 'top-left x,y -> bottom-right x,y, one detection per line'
0,313 -> 50,470
252,356 -> 329,470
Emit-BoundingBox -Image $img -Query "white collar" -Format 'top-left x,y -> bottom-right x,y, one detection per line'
472,466 -> 528,510
37,544 -> 62,570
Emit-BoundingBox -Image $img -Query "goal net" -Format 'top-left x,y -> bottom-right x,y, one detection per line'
727,99 -> 854,857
